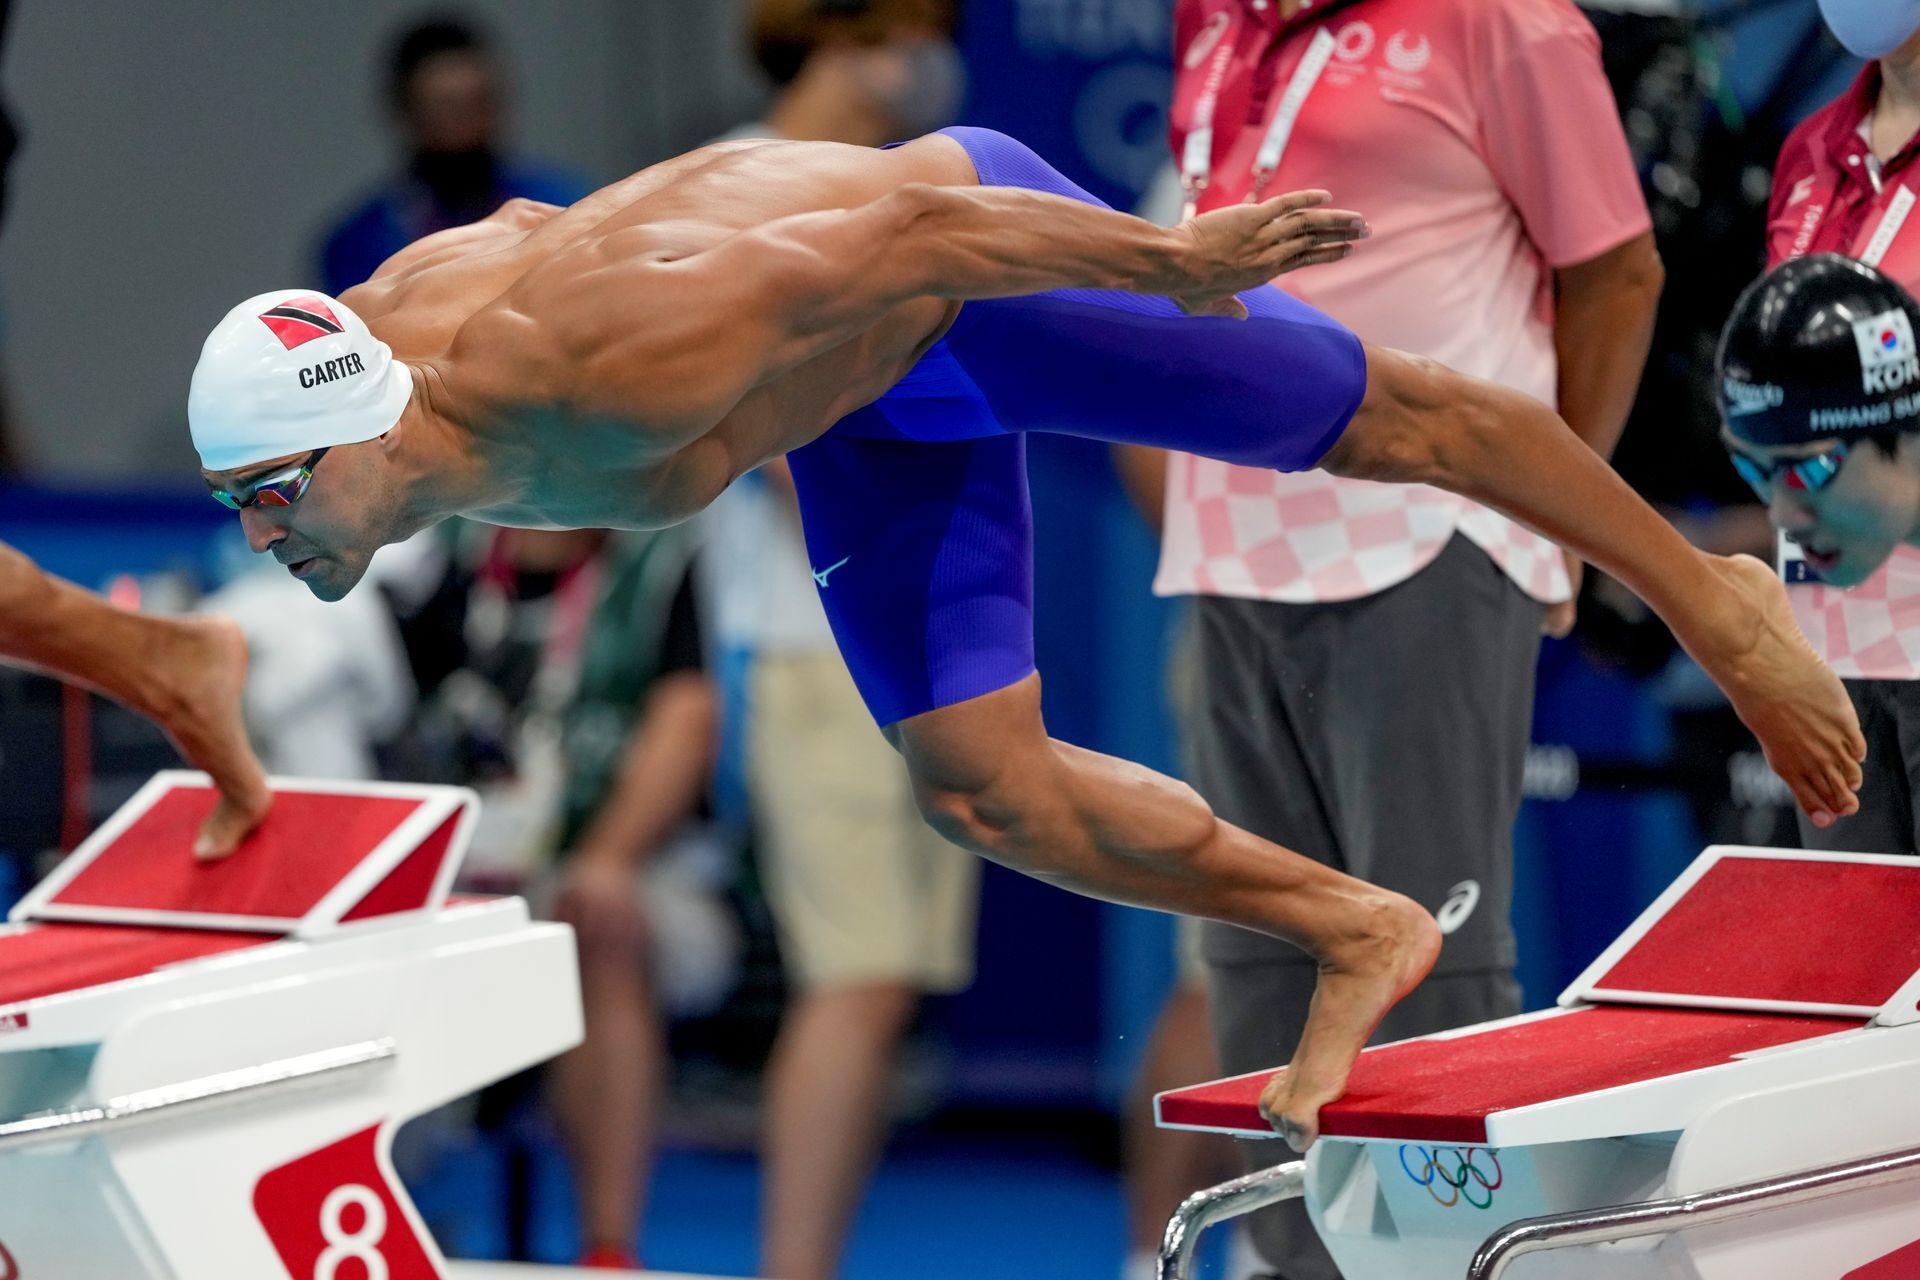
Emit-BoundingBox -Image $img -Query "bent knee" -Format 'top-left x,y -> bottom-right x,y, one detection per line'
910,774 -> 1007,852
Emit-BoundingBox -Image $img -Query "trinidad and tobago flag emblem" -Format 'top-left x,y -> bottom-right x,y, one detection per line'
257,295 -> 345,350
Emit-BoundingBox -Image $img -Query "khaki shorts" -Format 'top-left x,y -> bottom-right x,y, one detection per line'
749,652 -> 980,994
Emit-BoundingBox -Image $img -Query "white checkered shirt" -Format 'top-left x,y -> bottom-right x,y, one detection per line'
1156,461 -> 1571,604
1791,548 -> 1920,680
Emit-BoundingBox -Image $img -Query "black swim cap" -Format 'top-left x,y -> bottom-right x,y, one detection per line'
1716,253 -> 1920,447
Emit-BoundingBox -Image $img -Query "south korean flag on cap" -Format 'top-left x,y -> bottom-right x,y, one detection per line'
1852,309 -> 1920,395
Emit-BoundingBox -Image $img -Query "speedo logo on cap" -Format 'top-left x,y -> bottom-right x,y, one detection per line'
258,295 -> 345,351
1723,379 -> 1784,416
1852,309 -> 1920,394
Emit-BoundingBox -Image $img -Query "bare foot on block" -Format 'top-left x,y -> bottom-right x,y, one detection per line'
1258,890 -> 1440,1152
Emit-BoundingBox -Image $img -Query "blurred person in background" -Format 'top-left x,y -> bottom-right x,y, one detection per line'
382,522 -> 726,1270
317,14 -> 591,297
702,4 -> 977,1277
534,525 -> 728,1272
1152,2 -> 1661,1275
1757,1 -> 1920,855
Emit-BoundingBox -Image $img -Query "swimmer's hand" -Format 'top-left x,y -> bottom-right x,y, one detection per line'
1683,554 -> 1865,827
1169,190 -> 1369,319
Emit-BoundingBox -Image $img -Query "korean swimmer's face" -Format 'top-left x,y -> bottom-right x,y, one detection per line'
1725,432 -> 1920,587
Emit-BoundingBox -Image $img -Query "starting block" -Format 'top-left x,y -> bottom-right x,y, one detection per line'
1155,847 -> 1920,1279
0,771 -> 582,1278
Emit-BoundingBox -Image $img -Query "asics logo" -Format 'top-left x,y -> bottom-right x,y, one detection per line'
1435,880 -> 1480,935
812,557 -> 850,587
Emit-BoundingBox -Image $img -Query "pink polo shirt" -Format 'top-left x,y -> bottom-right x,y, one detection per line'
1768,64 -> 1920,680
1154,0 -> 1651,604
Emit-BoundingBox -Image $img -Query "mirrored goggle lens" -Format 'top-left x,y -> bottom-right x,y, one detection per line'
209,464 -> 311,510
1729,447 -> 1845,500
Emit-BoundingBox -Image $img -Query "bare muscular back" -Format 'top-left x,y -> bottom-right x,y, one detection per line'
339,135 -> 975,530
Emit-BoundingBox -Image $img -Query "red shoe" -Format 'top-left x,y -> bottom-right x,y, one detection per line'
576,1242 -> 642,1270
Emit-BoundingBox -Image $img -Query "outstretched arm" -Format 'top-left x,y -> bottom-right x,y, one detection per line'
1322,347 -> 1865,825
577,182 -> 1368,423
800,181 -> 1366,314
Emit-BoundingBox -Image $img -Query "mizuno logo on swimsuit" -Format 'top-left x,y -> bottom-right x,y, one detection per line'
298,352 -> 366,388
812,557 -> 849,587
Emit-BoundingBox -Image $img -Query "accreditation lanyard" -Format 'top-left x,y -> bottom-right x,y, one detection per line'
1858,184 -> 1917,269
1787,123 -> 1918,271
1180,19 -> 1339,221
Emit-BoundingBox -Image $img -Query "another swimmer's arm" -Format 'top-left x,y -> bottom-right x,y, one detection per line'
1323,345 -> 1865,824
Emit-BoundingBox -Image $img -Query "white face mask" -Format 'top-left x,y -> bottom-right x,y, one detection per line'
1817,0 -> 1920,60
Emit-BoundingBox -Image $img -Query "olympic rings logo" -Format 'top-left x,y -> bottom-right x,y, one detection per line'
1398,1145 -> 1504,1210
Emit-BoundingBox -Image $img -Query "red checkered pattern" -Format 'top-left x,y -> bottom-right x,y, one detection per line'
1156,457 -> 1570,603
1791,547 -> 1920,680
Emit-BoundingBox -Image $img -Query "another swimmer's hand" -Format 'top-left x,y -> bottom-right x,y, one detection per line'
1169,191 -> 1369,319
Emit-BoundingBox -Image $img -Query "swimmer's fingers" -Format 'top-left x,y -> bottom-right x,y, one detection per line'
1258,189 -> 1333,216
194,794 -> 267,862
1176,292 -> 1250,320
1258,202 -> 1367,277
1259,197 -> 1369,246
1262,202 -> 1369,242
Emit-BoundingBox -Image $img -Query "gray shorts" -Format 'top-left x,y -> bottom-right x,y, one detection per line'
1182,535 -> 1541,1278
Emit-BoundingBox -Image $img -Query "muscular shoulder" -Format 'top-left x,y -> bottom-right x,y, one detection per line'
447,239 -> 751,440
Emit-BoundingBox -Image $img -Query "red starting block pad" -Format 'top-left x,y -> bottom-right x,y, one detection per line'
1158,1005 -> 1863,1145
1564,847 -> 1920,1023
9,770 -> 475,936
1155,847 -> 1920,1279
0,774 -> 582,1280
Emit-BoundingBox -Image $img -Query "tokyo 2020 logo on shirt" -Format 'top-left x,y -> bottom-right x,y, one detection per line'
1332,21 -> 1375,62
1400,1145 -> 1505,1209
1385,31 -> 1431,73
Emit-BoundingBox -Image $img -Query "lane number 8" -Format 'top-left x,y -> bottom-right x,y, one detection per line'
316,1184 -> 388,1280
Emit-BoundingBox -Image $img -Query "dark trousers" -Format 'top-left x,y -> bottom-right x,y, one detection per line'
1797,676 -> 1920,855
1184,536 -> 1541,1280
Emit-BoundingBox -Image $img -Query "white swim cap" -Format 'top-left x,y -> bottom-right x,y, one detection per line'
189,289 -> 414,472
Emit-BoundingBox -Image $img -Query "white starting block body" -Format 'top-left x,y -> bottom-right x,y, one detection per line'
1156,847 -> 1920,1279
0,771 -> 582,1279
